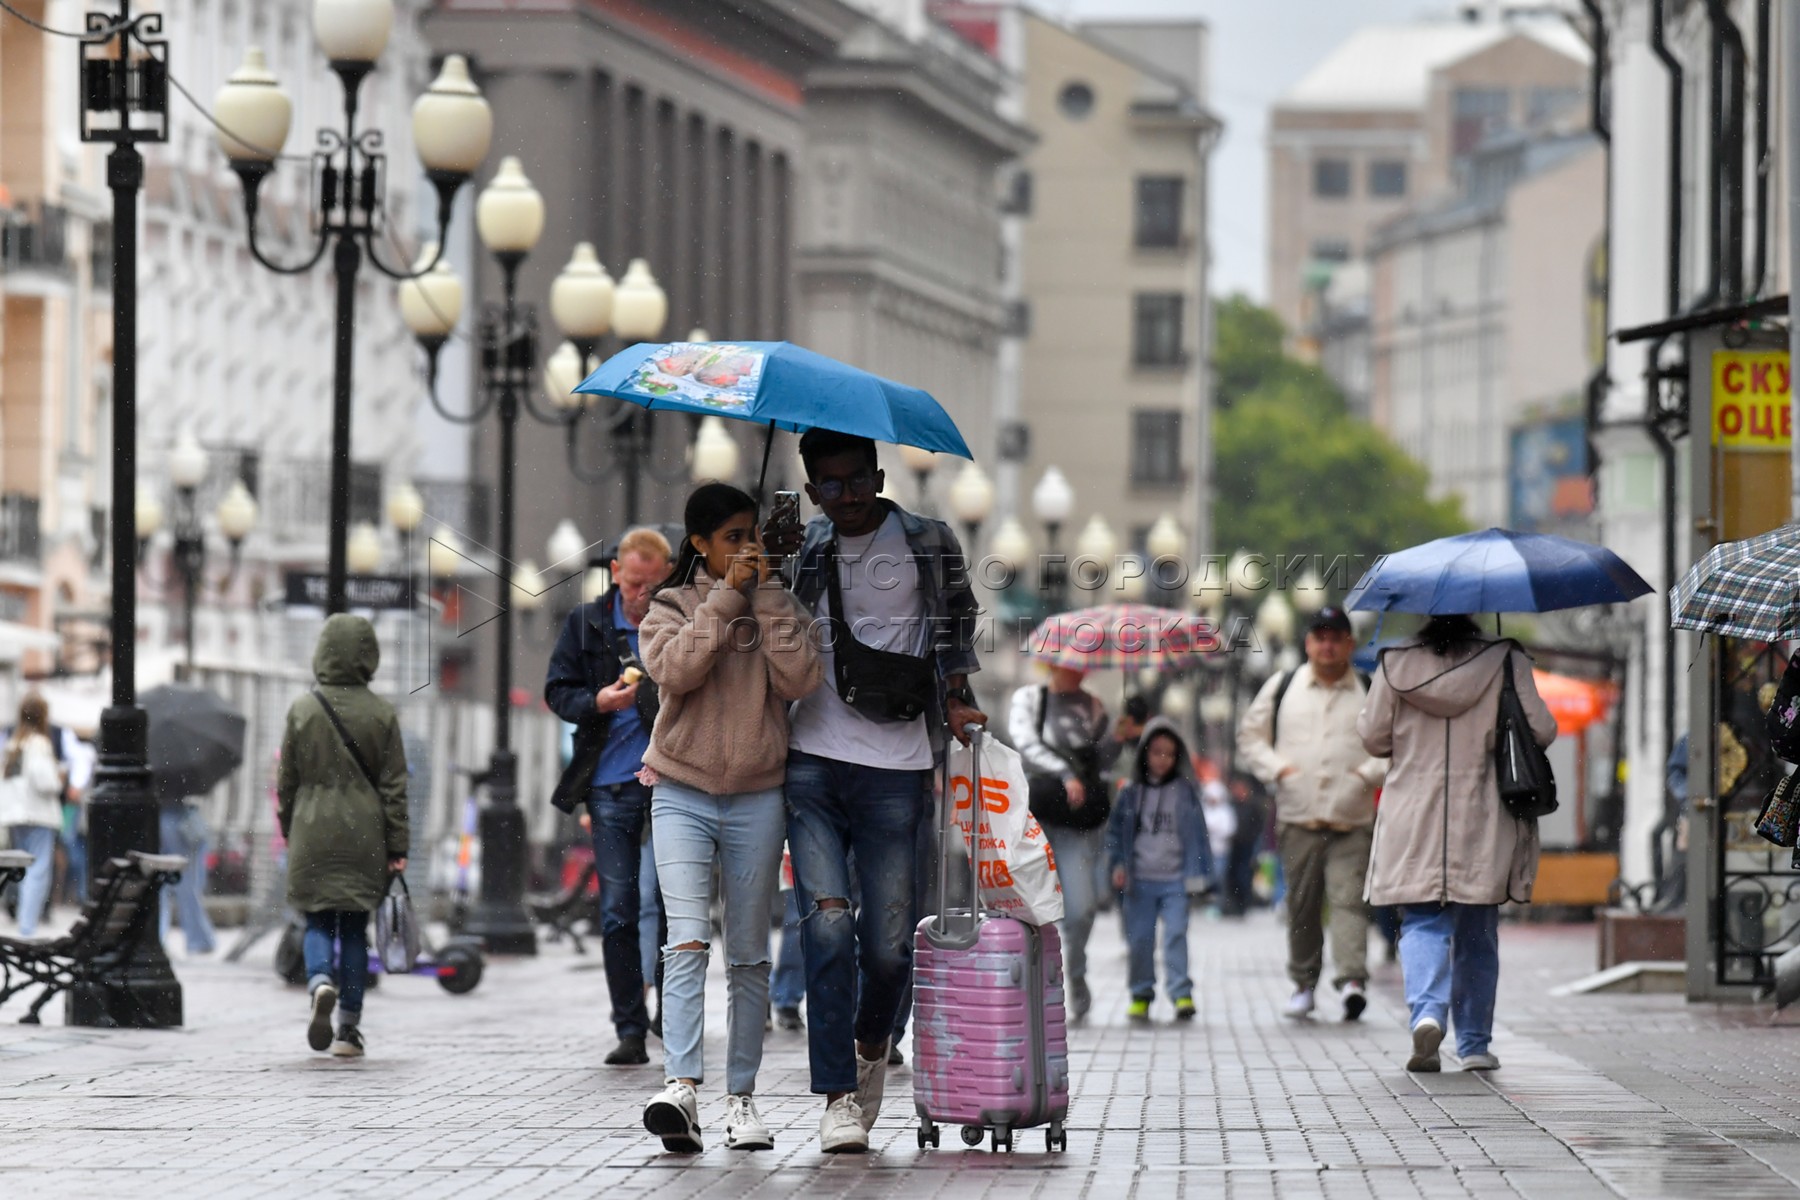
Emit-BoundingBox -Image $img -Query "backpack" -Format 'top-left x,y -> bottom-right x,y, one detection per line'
1269,667 -> 1371,743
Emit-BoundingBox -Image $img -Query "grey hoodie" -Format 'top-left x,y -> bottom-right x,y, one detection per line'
1357,636 -> 1557,907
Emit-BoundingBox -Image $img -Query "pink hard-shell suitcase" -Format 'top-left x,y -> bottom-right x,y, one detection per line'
912,725 -> 1070,1153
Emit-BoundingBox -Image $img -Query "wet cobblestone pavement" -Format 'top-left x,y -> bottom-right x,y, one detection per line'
3,910 -> 1799,1197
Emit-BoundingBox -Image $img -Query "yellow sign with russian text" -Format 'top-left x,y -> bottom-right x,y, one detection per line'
1712,350 -> 1792,451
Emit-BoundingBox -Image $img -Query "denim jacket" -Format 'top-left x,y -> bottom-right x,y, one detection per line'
782,499 -> 981,742
1107,776 -> 1214,890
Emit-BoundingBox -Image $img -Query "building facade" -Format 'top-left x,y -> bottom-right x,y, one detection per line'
1009,9 -> 1217,570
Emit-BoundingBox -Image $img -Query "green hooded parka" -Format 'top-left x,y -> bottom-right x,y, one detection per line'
277,614 -> 410,914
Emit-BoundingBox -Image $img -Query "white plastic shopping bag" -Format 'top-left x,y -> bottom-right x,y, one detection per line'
946,735 -> 1064,925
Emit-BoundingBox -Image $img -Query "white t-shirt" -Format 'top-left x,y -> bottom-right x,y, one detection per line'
789,510 -> 934,770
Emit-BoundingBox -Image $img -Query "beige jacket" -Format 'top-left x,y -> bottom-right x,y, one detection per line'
1357,637 -> 1557,907
640,569 -> 822,795
1236,663 -> 1387,829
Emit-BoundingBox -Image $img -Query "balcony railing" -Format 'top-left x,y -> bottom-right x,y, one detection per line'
0,493 -> 42,563
0,202 -> 71,278
262,458 -> 383,546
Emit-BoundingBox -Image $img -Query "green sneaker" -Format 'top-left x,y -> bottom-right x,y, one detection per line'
1127,996 -> 1151,1022
1174,997 -> 1196,1021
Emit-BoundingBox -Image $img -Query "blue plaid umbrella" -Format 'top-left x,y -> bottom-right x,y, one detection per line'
1345,528 -> 1652,615
1670,525 -> 1800,641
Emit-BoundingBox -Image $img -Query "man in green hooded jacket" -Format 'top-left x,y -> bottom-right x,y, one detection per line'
278,614 -> 409,1058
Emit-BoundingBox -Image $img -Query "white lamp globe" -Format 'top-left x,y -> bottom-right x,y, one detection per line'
215,480 -> 259,542
1074,514 -> 1118,563
476,156 -> 545,255
398,244 -> 462,339
213,48 -> 291,163
386,481 -> 425,534
170,431 -> 209,490
899,444 -> 937,475
1293,565 -> 1328,615
551,242 -> 614,340
512,559 -> 545,612
612,259 -> 668,340
1228,548 -> 1264,596
1031,466 -> 1074,526
686,327 -> 710,343
313,0 -> 393,64
987,517 -> 1032,573
1161,682 -> 1194,719
546,519 -> 586,570
948,462 -> 995,527
1146,512 -> 1184,563
428,527 -> 465,577
583,565 -> 611,603
135,485 -> 164,539
1255,591 -> 1296,643
544,341 -> 587,411
1116,555 -> 1148,602
412,54 -> 491,175
690,416 -> 741,482
346,521 -> 383,575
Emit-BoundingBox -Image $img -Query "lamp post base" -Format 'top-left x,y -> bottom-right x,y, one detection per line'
462,750 -> 538,956
71,704 -> 183,1028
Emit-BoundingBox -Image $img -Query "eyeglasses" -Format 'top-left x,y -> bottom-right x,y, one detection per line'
815,470 -> 877,502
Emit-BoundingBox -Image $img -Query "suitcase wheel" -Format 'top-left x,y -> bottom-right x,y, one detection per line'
1047,1120 -> 1067,1152
916,1119 -> 939,1150
961,1125 -> 985,1147
992,1126 -> 1013,1153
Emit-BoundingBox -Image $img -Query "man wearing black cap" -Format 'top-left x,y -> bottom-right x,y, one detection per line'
1237,605 -> 1386,1021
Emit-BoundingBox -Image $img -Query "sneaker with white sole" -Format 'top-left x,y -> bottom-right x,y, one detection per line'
1460,1052 -> 1500,1072
819,1095 -> 869,1153
854,1044 -> 888,1131
1407,1018 -> 1444,1072
643,1080 -> 704,1153
329,1025 -> 364,1058
1340,980 -> 1367,1022
724,1094 -> 773,1150
1282,988 -> 1315,1019
307,984 -> 338,1052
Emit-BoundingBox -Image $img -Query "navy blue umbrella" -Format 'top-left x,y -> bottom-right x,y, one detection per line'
1344,528 -> 1652,615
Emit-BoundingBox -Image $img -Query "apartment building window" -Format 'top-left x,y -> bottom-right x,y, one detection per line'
1527,86 -> 1582,127
1313,158 -> 1351,198
1453,87 -> 1510,155
1135,176 -> 1184,248
1002,168 -> 1032,215
1131,411 -> 1182,487
1059,81 -> 1095,119
1133,294 -> 1186,366
1369,160 -> 1408,197
1310,239 -> 1351,264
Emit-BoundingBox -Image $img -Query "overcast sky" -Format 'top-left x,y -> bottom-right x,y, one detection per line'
1047,0 -> 1446,301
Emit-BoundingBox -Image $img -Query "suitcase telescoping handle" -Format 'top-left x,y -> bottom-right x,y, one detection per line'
934,722 -> 985,936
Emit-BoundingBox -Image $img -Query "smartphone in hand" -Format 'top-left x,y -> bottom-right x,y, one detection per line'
766,490 -> 803,556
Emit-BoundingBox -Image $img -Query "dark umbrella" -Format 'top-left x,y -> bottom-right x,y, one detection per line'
142,684 -> 247,800
1345,528 -> 1652,614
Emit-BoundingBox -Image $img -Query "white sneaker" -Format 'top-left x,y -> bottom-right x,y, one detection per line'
643,1080 -> 704,1153
307,983 -> 338,1052
1460,1052 -> 1500,1072
819,1095 -> 869,1153
1408,1018 -> 1444,1072
854,1043 -> 889,1131
724,1094 -> 773,1150
1282,988 -> 1315,1019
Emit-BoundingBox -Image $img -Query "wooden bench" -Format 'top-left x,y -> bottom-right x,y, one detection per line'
0,851 -> 186,1025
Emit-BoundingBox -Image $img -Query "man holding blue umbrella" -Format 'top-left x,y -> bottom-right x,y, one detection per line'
766,428 -> 986,1154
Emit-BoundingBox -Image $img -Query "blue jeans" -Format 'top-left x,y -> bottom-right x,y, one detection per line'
773,885 -> 805,1010
1124,878 -> 1191,1000
9,824 -> 57,937
639,837 -> 661,986
1043,822 -> 1103,987
785,749 -> 926,1094
303,910 -> 370,1018
585,782 -> 662,1039
158,805 -> 216,953
652,779 -> 785,1094
1399,903 -> 1500,1057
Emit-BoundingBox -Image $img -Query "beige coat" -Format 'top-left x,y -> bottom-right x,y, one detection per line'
640,569 -> 822,795
1357,636 -> 1557,906
1237,663 -> 1387,829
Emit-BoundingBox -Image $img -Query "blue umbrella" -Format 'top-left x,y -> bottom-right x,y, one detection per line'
1344,528 -> 1652,615
573,340 -> 972,492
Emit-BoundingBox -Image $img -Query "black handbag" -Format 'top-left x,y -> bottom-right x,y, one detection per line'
1494,651 -> 1557,821
823,541 -> 937,723
1766,651 -> 1800,763
1025,687 -> 1111,831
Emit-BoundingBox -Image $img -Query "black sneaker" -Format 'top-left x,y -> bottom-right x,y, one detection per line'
887,1042 -> 905,1067
777,1006 -> 804,1032
606,1035 -> 650,1066
1341,981 -> 1368,1022
329,1025 -> 364,1058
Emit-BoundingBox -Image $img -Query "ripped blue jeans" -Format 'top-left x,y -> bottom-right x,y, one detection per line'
785,749 -> 927,1095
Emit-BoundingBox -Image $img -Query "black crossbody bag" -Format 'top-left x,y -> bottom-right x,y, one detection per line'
1494,652 -> 1557,821
823,540 -> 937,723
312,688 -> 382,794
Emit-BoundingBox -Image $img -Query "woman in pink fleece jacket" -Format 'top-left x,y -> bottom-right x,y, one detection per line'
636,482 -> 822,1155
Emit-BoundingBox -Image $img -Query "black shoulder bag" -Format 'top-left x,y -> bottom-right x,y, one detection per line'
1494,652 -> 1557,821
312,688 -> 382,794
1766,650 -> 1800,763
1026,686 -> 1112,831
823,540 -> 937,723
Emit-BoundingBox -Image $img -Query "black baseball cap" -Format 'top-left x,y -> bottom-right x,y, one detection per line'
1308,606 -> 1353,635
